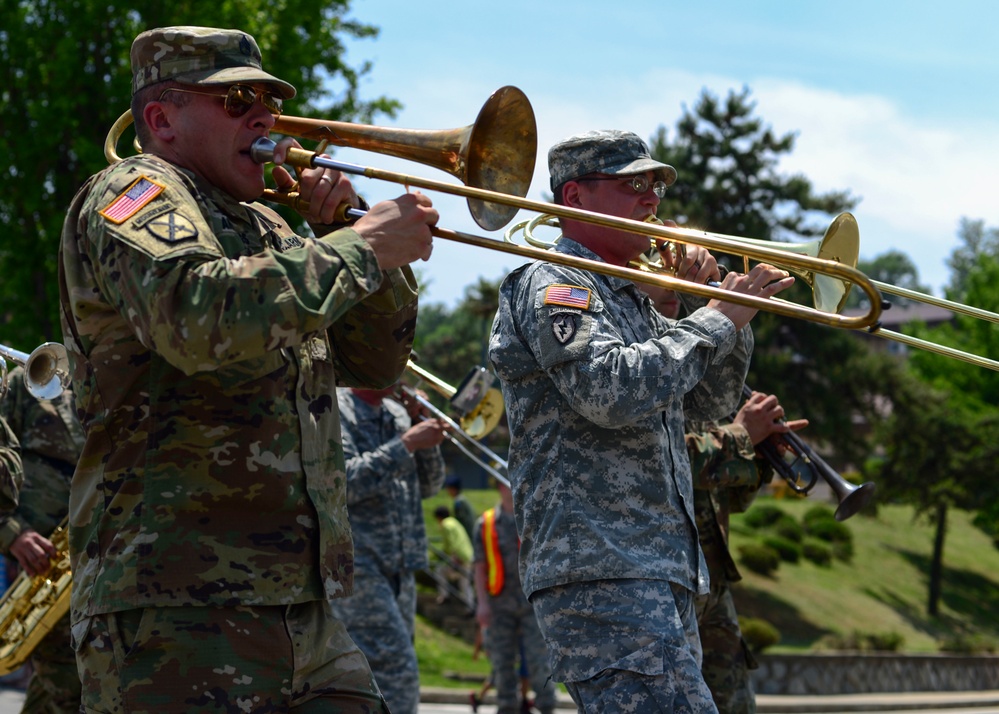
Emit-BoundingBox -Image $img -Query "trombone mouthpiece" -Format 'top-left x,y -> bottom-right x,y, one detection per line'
250,137 -> 277,164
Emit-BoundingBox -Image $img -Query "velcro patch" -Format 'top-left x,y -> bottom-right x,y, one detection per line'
145,211 -> 199,243
543,284 -> 591,310
99,176 -> 165,224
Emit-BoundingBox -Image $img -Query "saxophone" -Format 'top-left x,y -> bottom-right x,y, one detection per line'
0,518 -> 71,675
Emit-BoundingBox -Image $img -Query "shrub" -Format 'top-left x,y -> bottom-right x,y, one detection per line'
939,634 -> 998,654
743,504 -> 787,530
762,534 -> 801,564
739,616 -> 780,653
818,630 -> 904,652
773,513 -> 804,543
802,505 -> 837,528
801,538 -> 832,567
737,542 -> 780,576
805,516 -> 852,544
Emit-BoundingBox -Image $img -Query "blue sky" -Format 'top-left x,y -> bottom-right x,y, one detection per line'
331,0 -> 999,307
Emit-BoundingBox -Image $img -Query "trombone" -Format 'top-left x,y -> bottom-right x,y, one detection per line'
0,343 -> 71,401
507,214 -> 999,371
401,362 -> 510,487
106,85 -> 997,369
104,86 -> 885,331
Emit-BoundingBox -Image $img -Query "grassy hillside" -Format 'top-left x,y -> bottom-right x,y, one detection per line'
419,490 -> 999,656
728,496 -> 999,653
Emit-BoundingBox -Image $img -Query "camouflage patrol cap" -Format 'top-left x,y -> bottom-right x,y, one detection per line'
130,26 -> 296,99
548,129 -> 677,191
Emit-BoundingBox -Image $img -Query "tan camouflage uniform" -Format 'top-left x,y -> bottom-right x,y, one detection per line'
687,421 -> 772,714
0,416 -> 20,514
0,366 -> 84,713
57,25 -> 418,714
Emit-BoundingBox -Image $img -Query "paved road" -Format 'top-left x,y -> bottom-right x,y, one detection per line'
0,688 -> 500,713
5,686 -> 999,713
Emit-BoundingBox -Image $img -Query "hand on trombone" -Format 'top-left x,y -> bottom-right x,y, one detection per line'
395,387 -> 449,453
734,391 -> 808,454
267,137 -> 439,270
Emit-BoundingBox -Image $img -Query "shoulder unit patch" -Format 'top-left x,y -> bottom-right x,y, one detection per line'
544,284 -> 591,310
99,176 -> 165,224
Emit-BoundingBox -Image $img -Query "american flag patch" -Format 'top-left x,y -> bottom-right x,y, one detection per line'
99,176 -> 165,224
544,284 -> 591,309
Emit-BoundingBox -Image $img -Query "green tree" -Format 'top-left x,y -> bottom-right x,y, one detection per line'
647,86 -> 890,466
845,249 -> 931,309
0,0 -> 398,350
649,86 -> 857,242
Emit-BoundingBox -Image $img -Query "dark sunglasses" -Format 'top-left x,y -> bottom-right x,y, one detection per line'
158,84 -> 284,118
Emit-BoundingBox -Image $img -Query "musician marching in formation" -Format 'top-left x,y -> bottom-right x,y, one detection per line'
331,385 -> 447,714
57,25 -> 436,712
0,367 -> 84,711
488,129 -> 793,713
643,284 -> 809,714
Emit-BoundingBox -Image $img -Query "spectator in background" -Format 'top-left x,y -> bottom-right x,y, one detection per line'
445,474 -> 477,542
433,504 -> 474,606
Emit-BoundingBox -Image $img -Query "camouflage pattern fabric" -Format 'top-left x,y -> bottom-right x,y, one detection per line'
532,579 -> 716,713
487,236 -> 752,709
0,417 -> 20,512
487,237 -> 753,601
687,421 -> 771,714
328,389 -> 445,714
547,130 -> 677,191
0,366 -> 85,712
130,26 -> 295,97
58,151 -> 417,700
75,601 -> 387,713
472,504 -> 554,714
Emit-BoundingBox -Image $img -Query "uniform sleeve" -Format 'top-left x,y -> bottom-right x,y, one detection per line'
503,264 -> 744,428
0,417 -> 21,514
330,266 -> 418,389
338,401 -> 416,507
686,422 -> 761,490
415,444 -> 446,500
73,159 -> 403,376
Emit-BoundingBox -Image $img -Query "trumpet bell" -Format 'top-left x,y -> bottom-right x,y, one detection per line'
0,342 -> 71,401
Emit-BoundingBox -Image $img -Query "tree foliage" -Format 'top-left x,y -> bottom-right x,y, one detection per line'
0,0 -> 398,349
649,86 -> 857,243
647,86 -> 887,463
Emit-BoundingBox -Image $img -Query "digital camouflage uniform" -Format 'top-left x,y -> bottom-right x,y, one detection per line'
58,29 -> 419,709
687,421 -> 772,714
329,389 -> 445,714
488,237 -> 753,714
0,366 -> 85,713
472,503 -> 554,714
0,416 -> 21,513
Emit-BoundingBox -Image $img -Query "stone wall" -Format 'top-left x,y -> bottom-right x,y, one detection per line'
752,653 -> 999,695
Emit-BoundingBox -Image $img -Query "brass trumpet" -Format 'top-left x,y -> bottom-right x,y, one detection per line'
0,342 -> 71,401
745,386 -> 876,521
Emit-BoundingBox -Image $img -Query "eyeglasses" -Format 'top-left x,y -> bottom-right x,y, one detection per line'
158,84 -> 284,118
574,175 -> 668,198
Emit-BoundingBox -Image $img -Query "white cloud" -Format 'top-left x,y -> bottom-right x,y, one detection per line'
330,68 -> 999,305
